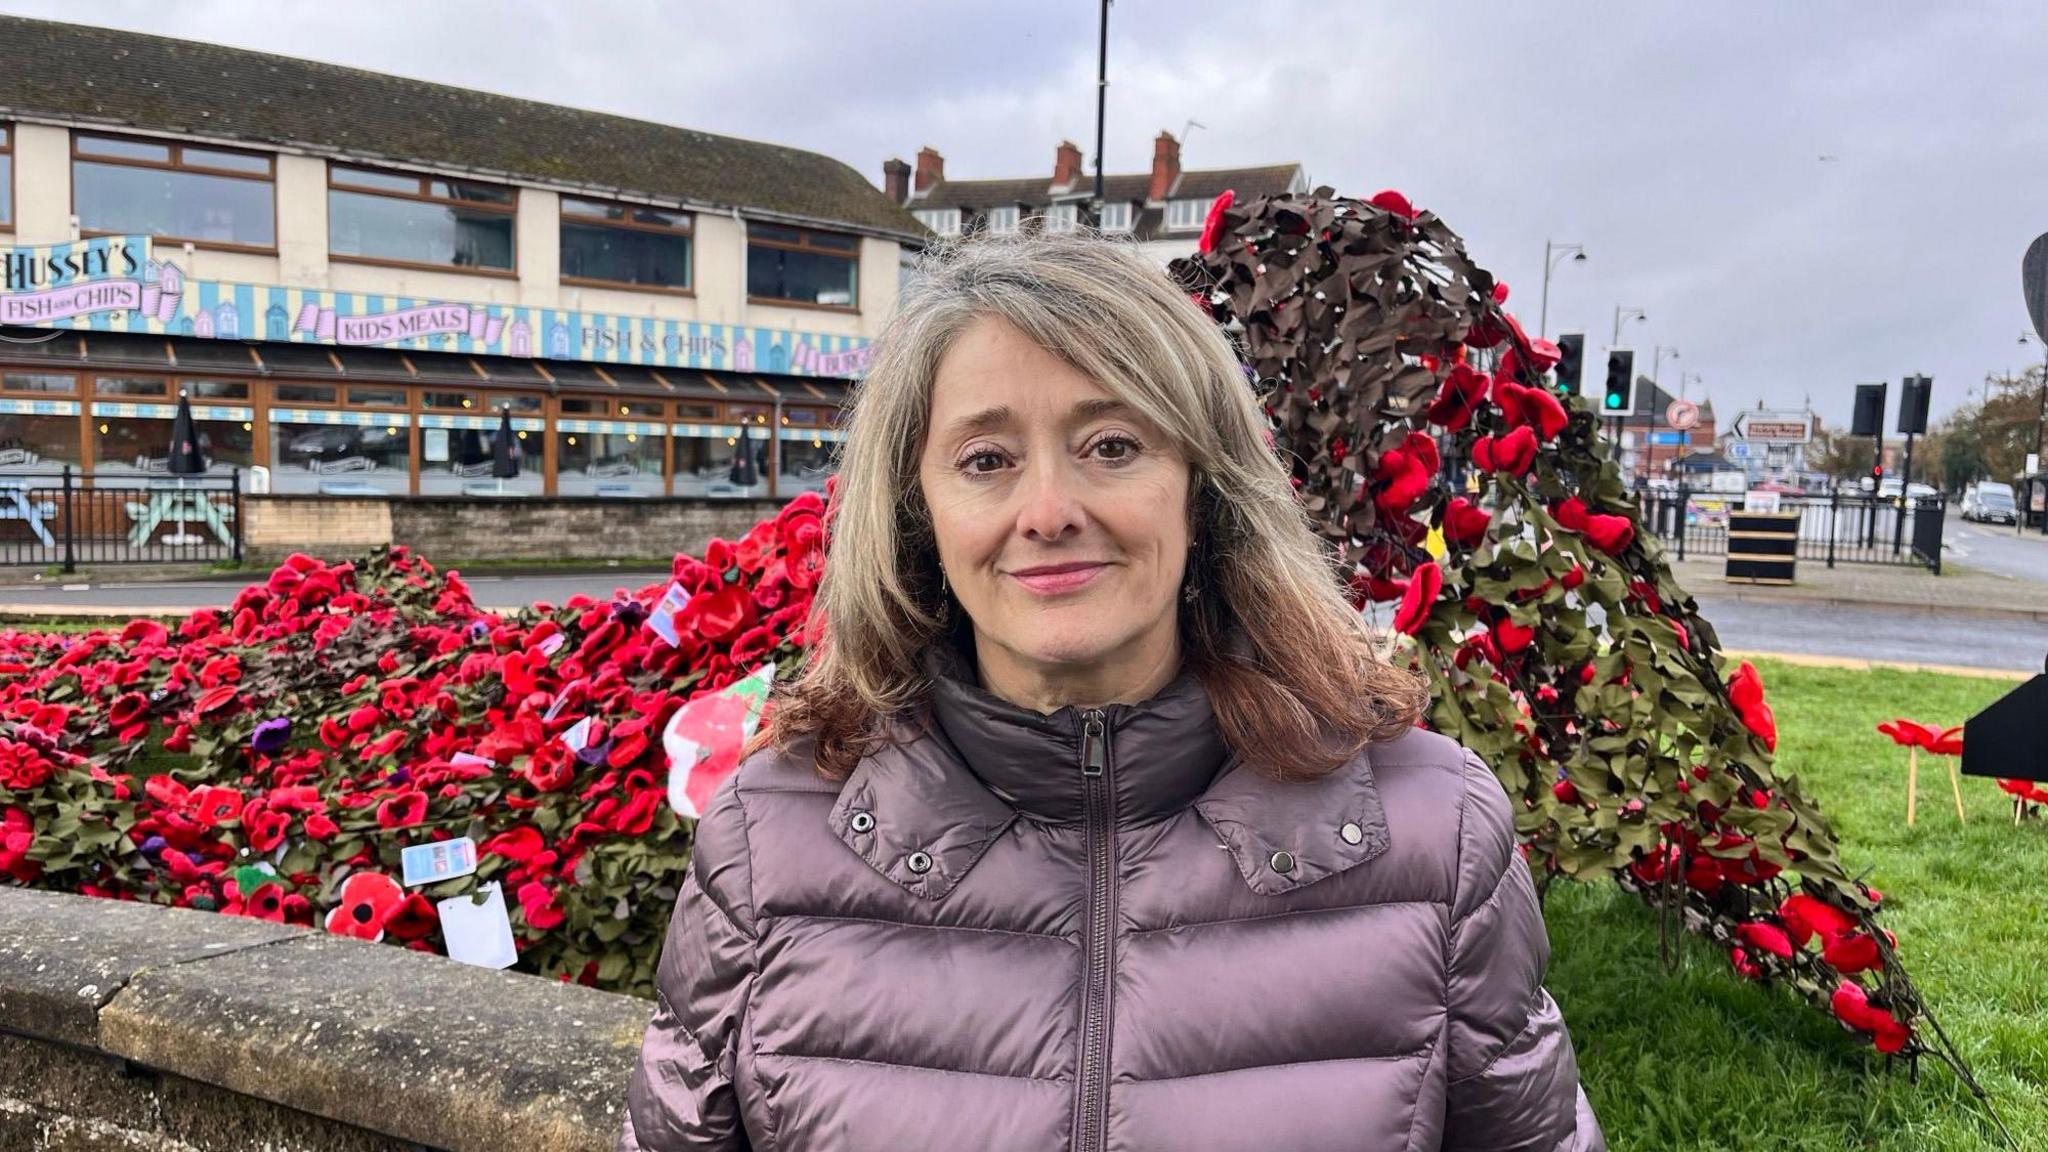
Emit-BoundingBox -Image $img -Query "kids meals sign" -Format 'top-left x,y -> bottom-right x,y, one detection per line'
0,236 -> 873,378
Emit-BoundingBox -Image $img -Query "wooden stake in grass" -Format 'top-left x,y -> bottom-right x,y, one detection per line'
1906,745 -> 1918,827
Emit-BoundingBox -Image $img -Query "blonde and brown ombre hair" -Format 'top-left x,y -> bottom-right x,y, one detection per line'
768,230 -> 1426,781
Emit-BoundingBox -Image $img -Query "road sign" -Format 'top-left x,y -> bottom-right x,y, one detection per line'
1649,431 -> 1687,445
1728,409 -> 1812,444
1729,441 -> 1751,459
1666,399 -> 1700,430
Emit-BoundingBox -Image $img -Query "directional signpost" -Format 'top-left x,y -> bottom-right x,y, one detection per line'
1729,409 -> 1812,444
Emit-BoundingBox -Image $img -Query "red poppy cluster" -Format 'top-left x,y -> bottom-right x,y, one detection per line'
0,489 -> 827,996
1178,185 -> 1918,1059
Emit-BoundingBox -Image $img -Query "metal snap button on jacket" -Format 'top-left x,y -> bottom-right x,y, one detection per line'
849,810 -> 875,834
1340,821 -> 1365,845
905,850 -> 933,874
1269,850 -> 1296,874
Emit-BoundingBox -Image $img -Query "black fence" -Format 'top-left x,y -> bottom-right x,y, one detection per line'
1637,488 -> 1944,573
0,468 -> 243,571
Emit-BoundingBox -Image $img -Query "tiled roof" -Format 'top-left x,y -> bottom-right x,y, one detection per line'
0,16 -> 922,239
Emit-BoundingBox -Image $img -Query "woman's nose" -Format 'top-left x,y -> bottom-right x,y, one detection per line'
1014,459 -> 1086,542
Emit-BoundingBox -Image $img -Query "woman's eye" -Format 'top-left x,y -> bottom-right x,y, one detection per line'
1091,436 -> 1140,462
964,451 -> 1006,473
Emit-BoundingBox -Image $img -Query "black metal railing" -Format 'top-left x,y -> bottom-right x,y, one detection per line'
1637,487 -> 1944,572
0,467 -> 243,572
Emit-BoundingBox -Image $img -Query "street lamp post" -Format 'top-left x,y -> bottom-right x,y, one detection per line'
1647,346 -> 1680,482
1539,240 -> 1586,340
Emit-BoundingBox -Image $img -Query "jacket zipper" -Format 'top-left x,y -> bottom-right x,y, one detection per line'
1076,708 -> 1114,1152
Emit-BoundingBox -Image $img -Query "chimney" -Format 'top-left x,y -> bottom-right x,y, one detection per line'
1052,140 -> 1083,190
914,146 -> 945,194
883,157 -> 911,204
1148,131 -> 1181,202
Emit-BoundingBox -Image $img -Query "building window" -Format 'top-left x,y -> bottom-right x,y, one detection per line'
674,411 -> 770,498
94,377 -> 170,398
0,400 -> 81,474
984,206 -> 1020,235
914,208 -> 960,237
270,408 -> 410,496
1043,203 -> 1078,233
329,165 -> 516,272
94,402 -> 256,483
418,411 -> 541,496
557,420 -> 665,497
183,379 -> 250,401
1166,198 -> 1207,231
776,407 -> 844,496
748,224 -> 860,308
274,383 -> 339,405
2,372 -> 76,396
561,197 -> 693,291
72,133 -> 276,250
0,125 -> 11,229
1098,201 -> 1132,232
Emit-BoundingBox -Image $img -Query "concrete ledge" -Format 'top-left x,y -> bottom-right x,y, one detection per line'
0,888 -> 650,1152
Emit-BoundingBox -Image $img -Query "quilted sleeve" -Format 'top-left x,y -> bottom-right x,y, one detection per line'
619,781 -> 759,1152
1442,750 -> 1605,1152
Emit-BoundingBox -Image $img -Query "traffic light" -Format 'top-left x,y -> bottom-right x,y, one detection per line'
1899,374 -> 1932,435
1852,382 -> 1886,437
1602,349 -> 1635,416
1553,333 -> 1585,395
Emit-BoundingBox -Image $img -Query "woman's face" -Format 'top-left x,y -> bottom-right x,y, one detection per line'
919,315 -> 1190,691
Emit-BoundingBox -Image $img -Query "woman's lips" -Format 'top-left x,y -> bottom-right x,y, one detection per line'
1007,563 -> 1107,595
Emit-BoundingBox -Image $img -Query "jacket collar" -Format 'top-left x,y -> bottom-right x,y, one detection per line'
827,642 -> 1390,901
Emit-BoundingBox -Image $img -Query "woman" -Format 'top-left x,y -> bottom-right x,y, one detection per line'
620,233 -> 1603,1151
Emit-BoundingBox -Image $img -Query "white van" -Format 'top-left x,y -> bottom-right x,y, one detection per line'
1962,481 -> 2017,525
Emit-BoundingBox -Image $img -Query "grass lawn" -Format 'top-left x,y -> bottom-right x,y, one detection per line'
1546,658 -> 2046,1150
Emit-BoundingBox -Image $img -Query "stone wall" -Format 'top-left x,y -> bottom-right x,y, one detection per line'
0,888 -> 649,1152
242,495 -> 781,565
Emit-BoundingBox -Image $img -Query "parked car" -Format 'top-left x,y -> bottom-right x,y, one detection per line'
1905,482 -> 1938,502
1962,481 -> 2018,524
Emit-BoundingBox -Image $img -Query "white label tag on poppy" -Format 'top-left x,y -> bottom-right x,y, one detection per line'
543,680 -> 584,723
647,581 -> 690,647
438,882 -> 517,969
560,716 -> 594,753
536,632 -> 566,658
401,836 -> 478,887
451,751 -> 494,770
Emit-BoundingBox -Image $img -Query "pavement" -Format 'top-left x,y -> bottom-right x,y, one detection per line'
0,570 -> 671,620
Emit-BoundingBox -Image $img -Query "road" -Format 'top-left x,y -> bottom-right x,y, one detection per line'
8,568 -> 2045,674
1689,593 -> 2048,674
1943,516 -> 2048,584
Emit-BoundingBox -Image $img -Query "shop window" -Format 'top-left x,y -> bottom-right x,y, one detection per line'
418,414 -> 542,496
94,405 -> 255,484
746,223 -> 859,308
557,421 -> 665,497
561,197 -> 692,290
0,403 -> 82,474
329,164 -> 515,272
269,409 -> 410,496
347,386 -> 408,408
73,133 -> 275,249
2,372 -> 76,396
184,379 -> 249,401
95,377 -> 170,398
423,391 -> 479,411
673,421 -> 768,499
275,383 -> 339,405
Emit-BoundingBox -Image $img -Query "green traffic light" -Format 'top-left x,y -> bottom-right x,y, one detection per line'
1604,394 -> 1622,409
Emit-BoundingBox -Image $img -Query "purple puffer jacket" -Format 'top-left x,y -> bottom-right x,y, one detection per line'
620,650 -> 1604,1151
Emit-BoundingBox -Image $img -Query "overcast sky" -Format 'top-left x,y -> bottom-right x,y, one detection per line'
14,0 -> 2048,428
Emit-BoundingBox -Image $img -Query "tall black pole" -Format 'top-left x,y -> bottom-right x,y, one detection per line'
1094,0 -> 1109,210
